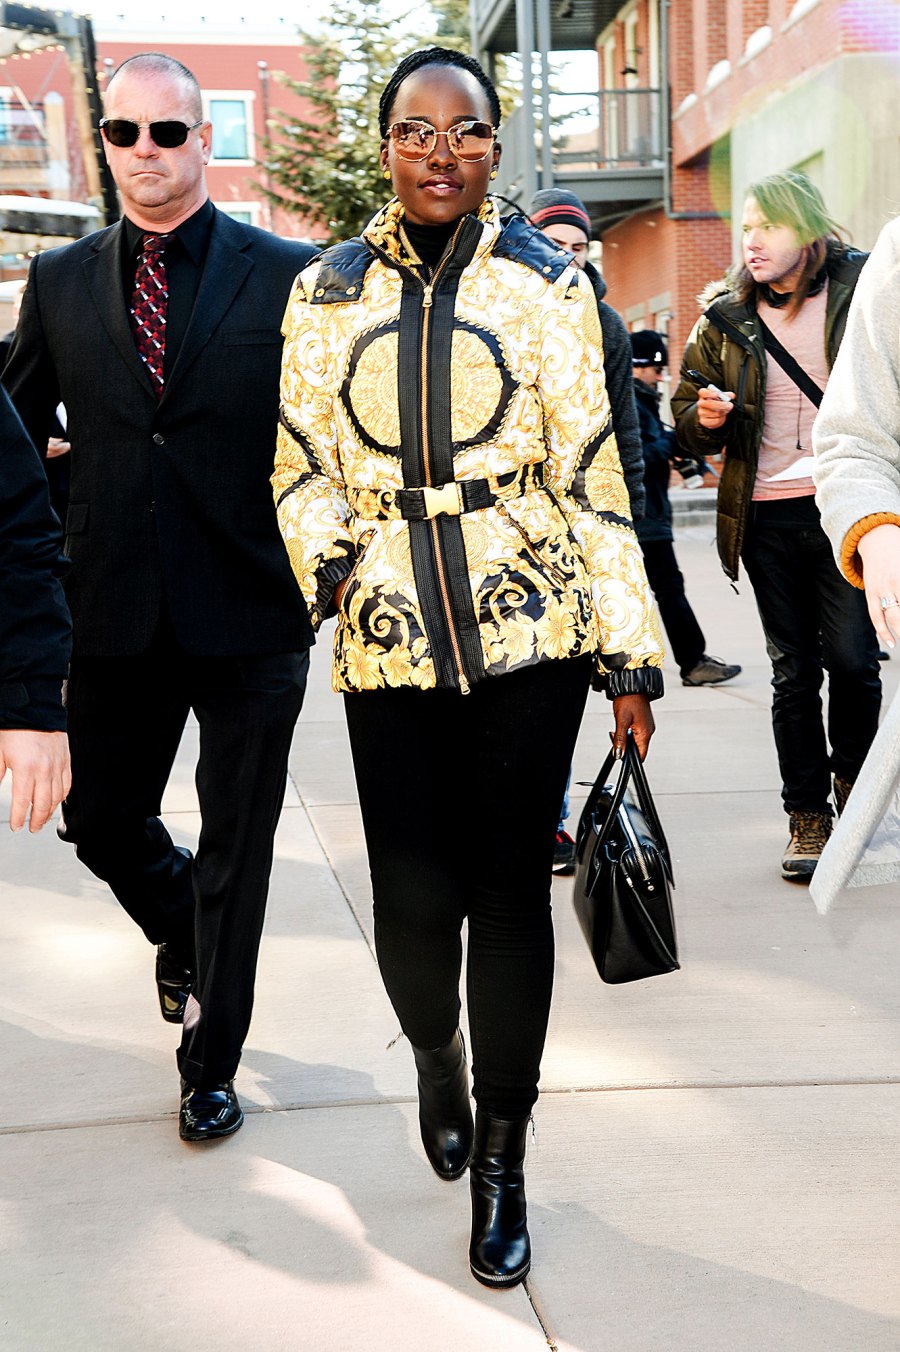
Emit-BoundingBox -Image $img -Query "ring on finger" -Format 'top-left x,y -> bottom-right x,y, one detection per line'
879,595 -> 900,609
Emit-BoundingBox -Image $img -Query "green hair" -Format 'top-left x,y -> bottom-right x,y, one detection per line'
734,169 -> 846,316
748,170 -> 842,245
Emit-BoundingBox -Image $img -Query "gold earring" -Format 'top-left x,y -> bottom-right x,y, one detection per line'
383,168 -> 391,180
490,169 -> 497,180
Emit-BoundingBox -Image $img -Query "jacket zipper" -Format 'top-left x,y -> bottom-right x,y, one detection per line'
418,225 -> 471,694
365,224 -> 472,694
495,499 -> 569,586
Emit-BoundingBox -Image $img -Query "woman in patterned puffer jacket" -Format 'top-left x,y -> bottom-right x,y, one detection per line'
273,46 -> 664,1290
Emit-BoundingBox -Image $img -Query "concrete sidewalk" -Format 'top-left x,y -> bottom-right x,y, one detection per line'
1,524 -> 898,1352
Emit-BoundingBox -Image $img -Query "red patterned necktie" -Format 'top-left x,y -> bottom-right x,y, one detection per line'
130,233 -> 170,397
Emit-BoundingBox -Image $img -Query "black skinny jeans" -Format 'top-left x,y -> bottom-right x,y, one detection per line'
344,656 -> 592,1119
742,505 -> 881,813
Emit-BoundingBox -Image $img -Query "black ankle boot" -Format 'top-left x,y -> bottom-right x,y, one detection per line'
469,1109 -> 531,1288
411,1028 -> 474,1181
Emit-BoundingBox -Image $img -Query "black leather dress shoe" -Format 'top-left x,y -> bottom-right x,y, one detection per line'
179,1079 -> 244,1142
155,945 -> 194,1024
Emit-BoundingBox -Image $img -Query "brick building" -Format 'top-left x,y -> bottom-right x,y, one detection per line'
0,11 -> 321,244
95,14 -> 318,237
474,0 -> 900,370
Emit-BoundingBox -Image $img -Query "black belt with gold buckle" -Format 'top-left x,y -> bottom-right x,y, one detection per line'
351,465 -> 544,522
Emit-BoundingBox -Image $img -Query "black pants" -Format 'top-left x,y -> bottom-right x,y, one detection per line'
640,539 -> 706,676
742,512 -> 881,813
63,622 -> 308,1087
344,656 -> 592,1120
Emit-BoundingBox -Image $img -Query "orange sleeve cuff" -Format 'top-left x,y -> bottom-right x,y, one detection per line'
841,512 -> 900,588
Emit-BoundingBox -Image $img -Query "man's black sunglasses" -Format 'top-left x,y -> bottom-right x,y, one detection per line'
100,118 -> 203,149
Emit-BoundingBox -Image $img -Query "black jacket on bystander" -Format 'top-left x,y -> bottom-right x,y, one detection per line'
0,384 -> 71,731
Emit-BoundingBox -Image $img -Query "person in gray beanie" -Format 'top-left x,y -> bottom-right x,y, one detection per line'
528,188 -> 645,522
529,187 -> 647,874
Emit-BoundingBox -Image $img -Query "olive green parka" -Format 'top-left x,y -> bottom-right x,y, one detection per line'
671,245 -> 868,581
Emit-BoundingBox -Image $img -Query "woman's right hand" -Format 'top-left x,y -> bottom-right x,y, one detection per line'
857,522 -> 900,649
611,694 -> 655,761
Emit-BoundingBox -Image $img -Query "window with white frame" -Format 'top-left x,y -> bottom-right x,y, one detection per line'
623,7 -> 639,87
204,92 -> 254,163
215,202 -> 260,227
601,36 -> 617,164
647,1 -> 660,88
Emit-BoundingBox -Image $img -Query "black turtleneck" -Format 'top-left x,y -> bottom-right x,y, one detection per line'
402,218 -> 461,274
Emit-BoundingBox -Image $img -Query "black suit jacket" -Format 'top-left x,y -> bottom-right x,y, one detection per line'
4,208 -> 316,657
0,385 -> 71,729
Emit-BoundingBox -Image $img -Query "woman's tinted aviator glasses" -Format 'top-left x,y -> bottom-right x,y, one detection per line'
387,119 -> 497,162
100,118 -> 203,148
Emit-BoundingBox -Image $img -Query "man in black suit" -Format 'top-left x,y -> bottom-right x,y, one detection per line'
0,386 -> 71,830
4,52 -> 316,1142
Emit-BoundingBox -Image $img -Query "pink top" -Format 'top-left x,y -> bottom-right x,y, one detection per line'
753,286 -> 830,501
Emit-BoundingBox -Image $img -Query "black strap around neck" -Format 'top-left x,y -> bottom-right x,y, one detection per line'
760,268 -> 826,309
757,316 -> 824,408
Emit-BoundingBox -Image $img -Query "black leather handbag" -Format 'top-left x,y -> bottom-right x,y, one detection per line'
573,732 -> 679,984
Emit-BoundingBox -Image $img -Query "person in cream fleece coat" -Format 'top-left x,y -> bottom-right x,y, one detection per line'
814,214 -> 900,655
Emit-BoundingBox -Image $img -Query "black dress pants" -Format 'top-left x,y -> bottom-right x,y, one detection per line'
63,621 -> 309,1087
640,539 -> 706,676
344,655 -> 592,1120
742,511 -> 881,813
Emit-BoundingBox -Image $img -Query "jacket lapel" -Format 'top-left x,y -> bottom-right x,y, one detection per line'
82,220 -> 157,399
161,209 -> 253,400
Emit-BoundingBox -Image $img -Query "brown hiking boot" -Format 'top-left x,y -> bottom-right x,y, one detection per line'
781,811 -> 832,881
833,775 -> 854,817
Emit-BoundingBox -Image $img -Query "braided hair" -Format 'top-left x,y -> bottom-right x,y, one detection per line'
378,47 -> 501,137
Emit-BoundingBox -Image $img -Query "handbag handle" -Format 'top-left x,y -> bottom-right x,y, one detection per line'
580,742 -> 631,854
581,731 -> 671,867
621,731 -> 671,866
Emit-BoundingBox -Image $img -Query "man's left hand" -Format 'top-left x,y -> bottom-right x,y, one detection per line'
0,729 -> 71,832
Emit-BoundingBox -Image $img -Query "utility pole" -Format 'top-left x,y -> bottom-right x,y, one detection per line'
257,60 -> 274,233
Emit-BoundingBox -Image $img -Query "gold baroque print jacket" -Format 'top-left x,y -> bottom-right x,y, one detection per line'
273,197 -> 665,697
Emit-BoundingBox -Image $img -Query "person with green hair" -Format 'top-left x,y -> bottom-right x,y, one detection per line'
672,170 -> 881,881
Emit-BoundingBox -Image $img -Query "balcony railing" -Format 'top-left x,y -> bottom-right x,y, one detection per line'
551,89 -> 662,171
0,102 -> 48,170
497,87 -> 663,205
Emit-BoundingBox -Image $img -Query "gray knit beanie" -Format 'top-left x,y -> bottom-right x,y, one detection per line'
527,188 -> 591,235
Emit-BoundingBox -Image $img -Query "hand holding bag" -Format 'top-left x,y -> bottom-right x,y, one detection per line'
573,731 -> 679,984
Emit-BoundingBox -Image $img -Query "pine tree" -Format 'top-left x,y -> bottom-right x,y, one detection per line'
261,0 -> 518,243
431,0 -> 470,47
430,0 -> 520,121
261,0 -> 416,244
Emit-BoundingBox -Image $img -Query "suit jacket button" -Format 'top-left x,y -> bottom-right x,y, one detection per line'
152,432 -> 165,445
